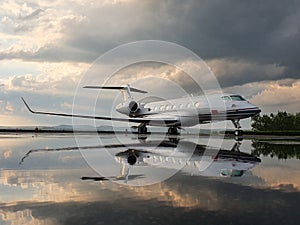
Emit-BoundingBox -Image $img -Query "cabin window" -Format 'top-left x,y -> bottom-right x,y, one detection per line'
154,106 -> 158,111
187,103 -> 192,108
230,95 -> 246,101
172,105 -> 176,110
195,102 -> 200,107
178,104 -> 183,109
160,105 -> 164,111
166,105 -> 171,110
221,96 -> 231,101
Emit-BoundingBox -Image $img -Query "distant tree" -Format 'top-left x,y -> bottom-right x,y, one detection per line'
251,111 -> 300,131
252,141 -> 300,160
295,113 -> 300,131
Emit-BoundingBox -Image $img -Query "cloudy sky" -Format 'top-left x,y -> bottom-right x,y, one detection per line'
0,0 -> 299,126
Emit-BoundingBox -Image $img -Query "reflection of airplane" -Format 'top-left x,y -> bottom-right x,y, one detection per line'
21,84 -> 261,136
19,139 -> 261,183
115,141 -> 261,181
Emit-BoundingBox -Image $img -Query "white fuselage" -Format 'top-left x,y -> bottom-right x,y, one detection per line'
116,93 -> 261,127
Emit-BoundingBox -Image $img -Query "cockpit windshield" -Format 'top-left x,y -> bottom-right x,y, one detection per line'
220,169 -> 245,177
230,95 -> 246,101
222,95 -> 246,101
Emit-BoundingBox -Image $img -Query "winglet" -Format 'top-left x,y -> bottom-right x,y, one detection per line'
21,97 -> 35,113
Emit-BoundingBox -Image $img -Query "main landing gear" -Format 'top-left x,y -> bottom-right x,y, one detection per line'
231,119 -> 243,141
168,127 -> 179,135
138,125 -> 147,135
136,125 -> 148,141
137,125 -> 179,135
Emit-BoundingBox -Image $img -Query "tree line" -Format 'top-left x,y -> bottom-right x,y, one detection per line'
251,111 -> 300,131
252,141 -> 300,160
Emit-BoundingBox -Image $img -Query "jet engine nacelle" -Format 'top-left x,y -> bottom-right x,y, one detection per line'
116,100 -> 142,115
115,149 -> 151,166
128,101 -> 139,113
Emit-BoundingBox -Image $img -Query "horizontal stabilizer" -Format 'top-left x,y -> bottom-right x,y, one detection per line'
83,86 -> 147,94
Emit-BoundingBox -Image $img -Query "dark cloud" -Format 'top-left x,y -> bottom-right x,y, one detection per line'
63,0 -> 300,85
2,0 -> 300,87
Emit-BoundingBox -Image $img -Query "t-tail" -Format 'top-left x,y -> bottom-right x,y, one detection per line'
83,84 -> 147,101
83,84 -> 148,116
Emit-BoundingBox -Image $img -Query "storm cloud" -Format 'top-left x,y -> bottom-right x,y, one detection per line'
2,0 -> 300,85
0,0 -> 300,125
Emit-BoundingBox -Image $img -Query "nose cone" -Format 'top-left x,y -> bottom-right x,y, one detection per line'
250,103 -> 261,116
257,107 -> 262,114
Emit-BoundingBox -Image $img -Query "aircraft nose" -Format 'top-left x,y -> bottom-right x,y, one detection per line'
247,102 -> 261,115
252,106 -> 261,115
256,107 -> 261,115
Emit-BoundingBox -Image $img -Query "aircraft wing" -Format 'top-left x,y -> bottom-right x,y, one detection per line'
21,98 -> 179,126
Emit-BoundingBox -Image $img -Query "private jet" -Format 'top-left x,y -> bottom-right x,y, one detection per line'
19,139 -> 261,183
21,84 -> 261,136
115,140 -> 261,181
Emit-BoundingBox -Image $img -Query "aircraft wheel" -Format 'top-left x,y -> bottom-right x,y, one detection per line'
234,135 -> 243,142
168,127 -> 179,135
234,129 -> 243,137
138,126 -> 147,134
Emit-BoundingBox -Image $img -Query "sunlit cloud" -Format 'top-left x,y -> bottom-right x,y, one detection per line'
0,169 -> 94,203
125,182 -> 220,210
3,150 -> 12,159
4,101 -> 13,113
4,62 -> 88,95
252,160 -> 300,191
250,79 -> 300,113
0,209 -> 57,225
0,168 -> 222,211
0,115 -> 34,126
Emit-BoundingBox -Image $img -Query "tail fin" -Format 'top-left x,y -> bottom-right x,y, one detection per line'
83,84 -> 147,101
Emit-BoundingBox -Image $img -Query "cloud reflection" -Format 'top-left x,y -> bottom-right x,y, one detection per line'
0,135 -> 300,225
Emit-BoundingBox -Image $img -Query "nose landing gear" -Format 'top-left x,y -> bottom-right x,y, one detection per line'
232,119 -> 243,141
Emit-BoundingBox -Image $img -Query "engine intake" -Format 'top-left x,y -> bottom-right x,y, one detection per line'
128,101 -> 139,113
127,154 -> 137,165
